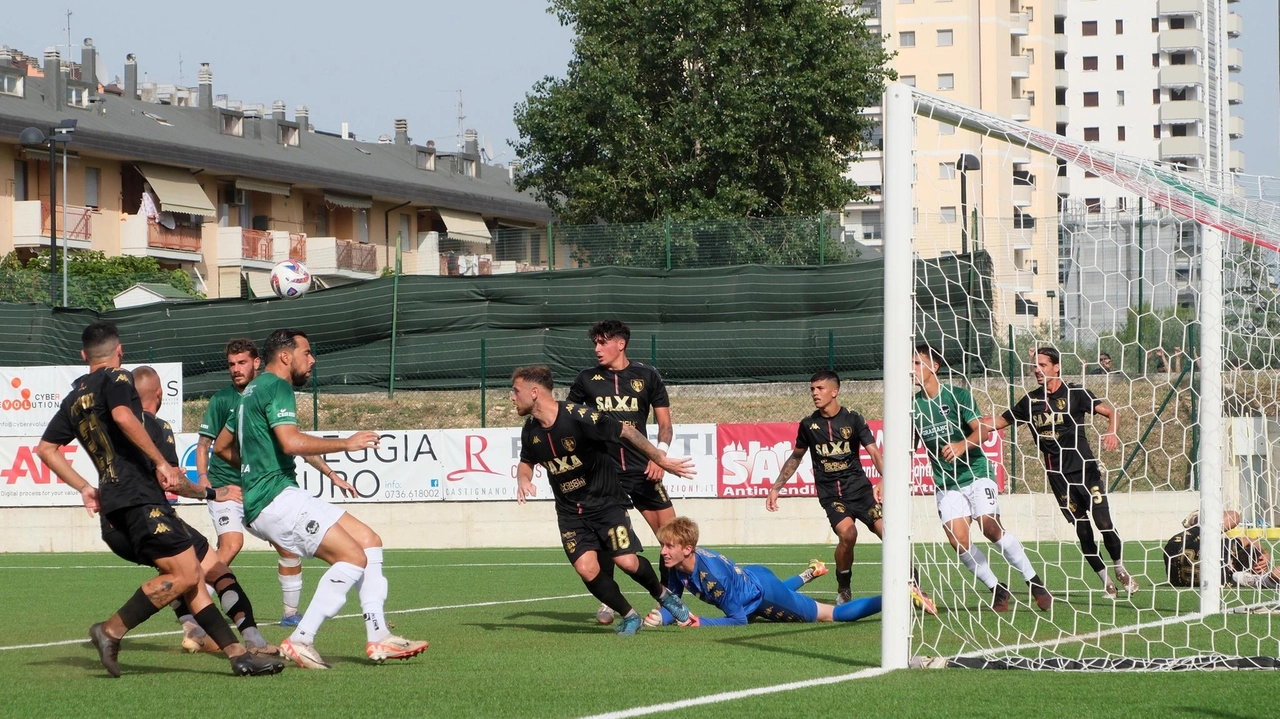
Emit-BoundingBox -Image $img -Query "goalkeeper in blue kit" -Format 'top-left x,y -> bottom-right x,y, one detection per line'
644,517 -> 882,627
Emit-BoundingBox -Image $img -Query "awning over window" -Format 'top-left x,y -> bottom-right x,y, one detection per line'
437,208 -> 492,243
137,164 -> 217,217
324,192 -> 373,210
236,178 -> 292,196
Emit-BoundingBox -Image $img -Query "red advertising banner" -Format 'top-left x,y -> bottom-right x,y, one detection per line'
716,420 -> 1004,498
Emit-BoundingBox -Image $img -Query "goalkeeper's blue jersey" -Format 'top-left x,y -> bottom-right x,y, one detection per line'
665,547 -> 765,626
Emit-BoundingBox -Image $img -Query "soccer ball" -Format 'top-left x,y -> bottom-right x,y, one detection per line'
270,260 -> 312,299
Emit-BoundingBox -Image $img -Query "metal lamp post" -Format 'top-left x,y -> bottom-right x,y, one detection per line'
18,118 -> 75,307
956,153 -> 981,255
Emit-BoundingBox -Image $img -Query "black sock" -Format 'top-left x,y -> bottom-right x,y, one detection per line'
213,572 -> 257,630
192,604 -> 239,650
836,569 -> 853,591
170,597 -> 193,623
583,573 -> 633,616
620,554 -> 665,600
118,588 -> 163,631
1076,519 -> 1106,574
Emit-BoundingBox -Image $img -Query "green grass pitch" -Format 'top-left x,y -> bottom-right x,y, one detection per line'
0,544 -> 1274,719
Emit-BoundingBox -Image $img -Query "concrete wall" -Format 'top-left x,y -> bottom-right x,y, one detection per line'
0,491 -> 1199,554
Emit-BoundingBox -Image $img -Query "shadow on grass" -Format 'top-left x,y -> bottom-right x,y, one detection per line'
29,654 -> 222,677
463,610 -> 604,634
714,624 -> 876,668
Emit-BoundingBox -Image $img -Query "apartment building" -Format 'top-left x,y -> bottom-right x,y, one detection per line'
0,41 -> 557,300
843,0 -> 1243,337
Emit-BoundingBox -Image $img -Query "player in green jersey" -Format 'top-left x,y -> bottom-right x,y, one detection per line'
214,329 -> 428,670
913,344 -> 1052,612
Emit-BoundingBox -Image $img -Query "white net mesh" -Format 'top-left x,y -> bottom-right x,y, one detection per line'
899,87 -> 1280,670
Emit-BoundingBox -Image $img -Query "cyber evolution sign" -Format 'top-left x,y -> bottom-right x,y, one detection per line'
0,363 -> 184,436
0,422 -> 1003,507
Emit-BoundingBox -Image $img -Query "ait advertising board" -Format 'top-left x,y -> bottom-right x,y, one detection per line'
0,421 -> 1002,507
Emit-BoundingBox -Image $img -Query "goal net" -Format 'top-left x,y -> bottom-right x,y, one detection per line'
881,83 -> 1280,671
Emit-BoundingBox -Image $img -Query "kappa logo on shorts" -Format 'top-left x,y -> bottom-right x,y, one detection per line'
565,540 -> 577,554
218,516 -> 230,526
630,379 -> 644,393
305,520 -> 320,535
561,530 -> 577,540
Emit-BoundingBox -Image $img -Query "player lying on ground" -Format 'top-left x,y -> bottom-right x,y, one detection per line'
974,346 -> 1139,598
567,319 -> 680,625
36,322 -> 282,678
133,365 -> 279,654
215,329 -> 428,669
1166,511 -> 1280,590
644,517 -> 882,626
512,365 -> 695,636
912,345 -> 1052,612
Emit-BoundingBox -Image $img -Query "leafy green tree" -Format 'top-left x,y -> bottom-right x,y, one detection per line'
513,0 -> 892,231
0,250 -> 202,312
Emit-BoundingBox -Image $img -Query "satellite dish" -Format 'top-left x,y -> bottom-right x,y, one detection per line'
481,136 -> 496,163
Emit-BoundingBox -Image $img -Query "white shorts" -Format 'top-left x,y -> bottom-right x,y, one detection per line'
936,478 -> 1001,524
247,486 -> 345,558
208,498 -> 246,536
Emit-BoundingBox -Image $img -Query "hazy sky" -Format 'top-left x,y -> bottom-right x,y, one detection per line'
7,2 -> 1276,175
6,1 -> 576,164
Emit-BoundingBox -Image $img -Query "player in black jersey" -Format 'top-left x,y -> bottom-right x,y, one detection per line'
512,365 -> 696,636
1166,511 -> 1280,589
34,322 -> 282,678
978,346 -> 1138,598
567,320 -> 676,624
766,371 -> 933,612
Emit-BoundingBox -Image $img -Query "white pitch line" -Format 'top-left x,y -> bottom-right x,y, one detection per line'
0,593 -> 590,652
576,667 -> 891,719
0,560 -> 881,571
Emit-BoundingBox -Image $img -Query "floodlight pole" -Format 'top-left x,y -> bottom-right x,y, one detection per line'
881,82 -> 914,671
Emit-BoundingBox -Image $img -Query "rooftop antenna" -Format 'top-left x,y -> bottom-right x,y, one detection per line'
456,89 -> 465,152
63,10 -> 72,61
178,51 -> 183,84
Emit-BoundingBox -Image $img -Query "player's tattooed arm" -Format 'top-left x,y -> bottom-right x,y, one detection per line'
195,435 -> 214,488
620,424 -> 695,479
170,480 -> 242,503
765,447 -> 807,511
35,440 -> 98,516
646,406 -> 675,481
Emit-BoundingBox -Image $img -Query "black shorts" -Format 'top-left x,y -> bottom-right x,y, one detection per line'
819,484 -> 882,533
1046,462 -> 1108,522
617,471 -> 674,513
557,506 -> 643,565
102,503 -> 202,566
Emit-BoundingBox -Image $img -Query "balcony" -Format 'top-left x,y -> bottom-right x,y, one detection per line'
1010,98 -> 1031,121
850,0 -> 879,26
1010,12 -> 1029,36
1012,183 -> 1033,208
1228,81 -> 1243,105
119,214 -> 204,261
1226,13 -> 1241,38
1228,150 -> 1244,172
1055,105 -> 1069,124
1054,34 -> 1066,53
1055,69 -> 1068,88
1056,176 -> 1071,195
1229,115 -> 1244,139
1054,0 -> 1067,17
1010,54 -> 1031,79
1228,47 -> 1243,71
1013,269 -> 1035,292
1159,28 -> 1204,52
304,237 -> 379,280
11,200 -> 95,249
1159,99 -> 1205,124
1160,136 -> 1207,160
1159,65 -> 1204,88
1158,0 -> 1201,14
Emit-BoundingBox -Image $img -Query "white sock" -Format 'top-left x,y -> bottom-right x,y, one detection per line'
356,547 -> 391,643
290,561 -> 362,644
994,534 -> 1038,582
279,572 -> 303,616
959,546 -> 999,589
1097,568 -> 1112,586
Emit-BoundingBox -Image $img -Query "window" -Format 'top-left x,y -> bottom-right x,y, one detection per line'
462,158 -> 476,177
939,162 -> 956,179
939,207 -> 957,223
0,73 -> 22,97
1084,127 -> 1100,142
1170,87 -> 1188,101
13,161 -> 27,201
1082,21 -> 1097,36
937,29 -> 953,46
1014,213 -> 1035,229
1086,198 -> 1102,213
1117,90 -> 1126,106
912,208 -> 918,225
1153,124 -> 1161,139
900,75 -> 916,87
66,86 -> 90,108
862,211 -> 882,240
1169,17 -> 1186,30
1057,157 -> 1068,177
1170,124 -> 1188,137
937,73 -> 954,91
1083,92 -> 1099,107
1171,53 -> 1187,66
1153,88 -> 1161,103
900,31 -> 916,47
357,209 -> 370,243
1152,53 -> 1160,68
416,150 -> 436,171
939,121 -> 955,135
1152,17 -> 1159,32
277,125 -> 299,147
1055,88 -> 1067,105
84,167 -> 100,209
399,214 -> 412,252
1115,55 -> 1125,70
1055,52 -> 1066,70
1054,17 -> 1065,34
1117,197 -> 1127,211
1056,122 -> 1068,137
1083,56 -> 1098,71
1117,126 -> 1127,141
1015,296 -> 1039,317
1025,91 -> 1036,106
1115,19 -> 1124,34
220,113 -> 243,137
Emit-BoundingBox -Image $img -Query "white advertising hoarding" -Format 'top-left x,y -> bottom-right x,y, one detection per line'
0,363 -> 183,436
